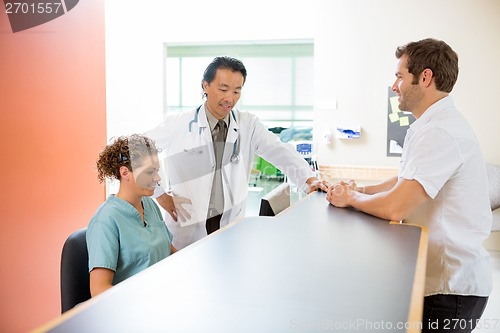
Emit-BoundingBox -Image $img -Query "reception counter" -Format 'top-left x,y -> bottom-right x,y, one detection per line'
34,191 -> 427,333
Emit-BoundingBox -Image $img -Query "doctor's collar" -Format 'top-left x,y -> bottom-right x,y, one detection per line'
205,107 -> 230,131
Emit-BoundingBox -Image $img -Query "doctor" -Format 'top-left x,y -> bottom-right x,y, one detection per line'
147,56 -> 329,249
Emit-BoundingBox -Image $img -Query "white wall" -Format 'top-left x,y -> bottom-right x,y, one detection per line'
313,0 -> 500,167
104,0 -> 315,137
105,0 -> 500,167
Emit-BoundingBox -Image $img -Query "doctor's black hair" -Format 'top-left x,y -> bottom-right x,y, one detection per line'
201,56 -> 247,97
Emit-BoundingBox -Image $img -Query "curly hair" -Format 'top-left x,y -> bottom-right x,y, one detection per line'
96,134 -> 160,183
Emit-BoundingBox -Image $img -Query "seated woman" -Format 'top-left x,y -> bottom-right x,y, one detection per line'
87,134 -> 176,297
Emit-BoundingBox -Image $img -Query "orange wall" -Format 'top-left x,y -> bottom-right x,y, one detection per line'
0,1 -> 106,332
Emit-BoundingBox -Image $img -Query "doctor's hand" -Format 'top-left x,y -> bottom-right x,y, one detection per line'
156,193 -> 192,223
306,177 -> 330,193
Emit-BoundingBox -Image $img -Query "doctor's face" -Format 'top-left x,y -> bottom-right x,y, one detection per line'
203,68 -> 244,120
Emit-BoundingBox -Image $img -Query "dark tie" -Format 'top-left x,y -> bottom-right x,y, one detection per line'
207,120 -> 226,233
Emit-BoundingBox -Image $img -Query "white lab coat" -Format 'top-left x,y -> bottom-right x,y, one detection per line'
146,104 -> 314,249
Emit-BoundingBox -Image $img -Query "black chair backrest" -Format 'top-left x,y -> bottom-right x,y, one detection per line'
60,227 -> 91,313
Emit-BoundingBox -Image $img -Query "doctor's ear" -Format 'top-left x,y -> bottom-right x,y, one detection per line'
202,81 -> 209,99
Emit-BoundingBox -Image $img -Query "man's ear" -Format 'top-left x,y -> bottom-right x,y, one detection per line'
421,68 -> 433,87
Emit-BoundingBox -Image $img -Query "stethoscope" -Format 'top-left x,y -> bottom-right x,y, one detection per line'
189,105 -> 240,164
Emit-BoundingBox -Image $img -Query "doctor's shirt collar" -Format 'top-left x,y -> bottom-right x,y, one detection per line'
205,105 -> 230,132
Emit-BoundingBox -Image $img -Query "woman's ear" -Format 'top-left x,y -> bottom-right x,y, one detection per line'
119,166 -> 132,181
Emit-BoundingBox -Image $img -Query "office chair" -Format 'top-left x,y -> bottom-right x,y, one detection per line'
259,182 -> 291,216
60,227 -> 91,313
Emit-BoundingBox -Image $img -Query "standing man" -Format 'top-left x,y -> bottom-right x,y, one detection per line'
148,56 -> 328,249
326,38 -> 491,332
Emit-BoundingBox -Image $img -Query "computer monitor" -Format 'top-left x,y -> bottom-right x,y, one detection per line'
259,183 -> 291,217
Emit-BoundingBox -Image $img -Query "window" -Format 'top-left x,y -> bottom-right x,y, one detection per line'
164,40 -> 314,128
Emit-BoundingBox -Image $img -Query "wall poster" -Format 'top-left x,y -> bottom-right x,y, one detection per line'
386,87 -> 415,157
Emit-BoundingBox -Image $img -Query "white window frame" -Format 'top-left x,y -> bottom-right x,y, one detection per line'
163,40 -> 314,129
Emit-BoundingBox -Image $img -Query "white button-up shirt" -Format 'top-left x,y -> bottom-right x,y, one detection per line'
400,96 -> 492,296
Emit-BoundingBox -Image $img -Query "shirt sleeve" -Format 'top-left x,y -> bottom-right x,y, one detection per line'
251,116 -> 314,187
400,127 -> 462,199
87,214 -> 120,273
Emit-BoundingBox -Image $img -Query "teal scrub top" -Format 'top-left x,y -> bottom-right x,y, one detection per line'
87,195 -> 173,285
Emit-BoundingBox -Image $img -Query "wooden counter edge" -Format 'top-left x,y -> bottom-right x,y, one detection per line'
29,295 -> 98,333
390,221 -> 428,333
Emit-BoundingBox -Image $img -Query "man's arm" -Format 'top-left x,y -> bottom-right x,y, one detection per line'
326,177 -> 429,222
356,176 -> 399,194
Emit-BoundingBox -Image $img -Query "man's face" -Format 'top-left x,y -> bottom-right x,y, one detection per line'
203,68 -> 244,120
392,55 -> 424,114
